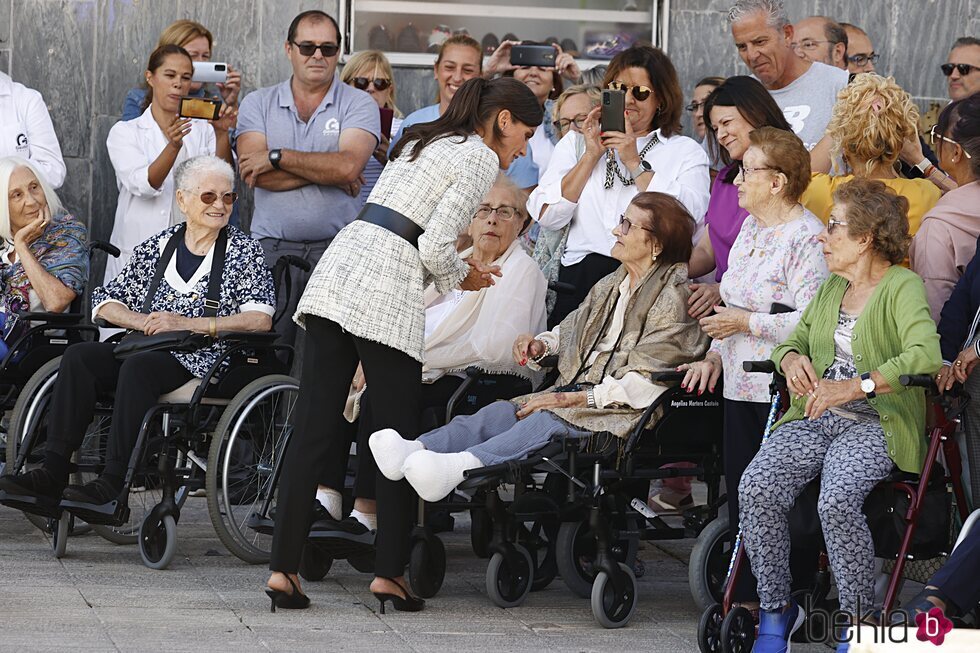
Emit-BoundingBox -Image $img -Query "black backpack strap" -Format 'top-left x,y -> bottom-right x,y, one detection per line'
141,224 -> 186,314
202,227 -> 228,318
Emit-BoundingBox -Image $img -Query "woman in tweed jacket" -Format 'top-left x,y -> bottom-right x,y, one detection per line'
267,77 -> 543,612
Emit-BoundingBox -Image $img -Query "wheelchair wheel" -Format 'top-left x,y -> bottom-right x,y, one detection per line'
486,544 -> 533,608
689,512 -> 732,612
207,375 -> 298,564
555,518 -> 638,599
591,562 -> 637,629
139,513 -> 178,570
52,513 -> 71,559
698,603 -> 724,653
299,542 -> 332,582
408,532 -> 446,599
470,503 -> 492,559
720,605 -> 755,653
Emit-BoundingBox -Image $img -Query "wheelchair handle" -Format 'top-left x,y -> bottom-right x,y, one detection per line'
650,370 -> 685,382
90,240 -> 121,258
743,360 -> 777,374
900,374 -> 938,391
548,280 -> 576,295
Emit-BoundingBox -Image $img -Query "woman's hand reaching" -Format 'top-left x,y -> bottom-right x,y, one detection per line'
460,258 -> 502,291
677,353 -> 722,395
512,333 -> 546,366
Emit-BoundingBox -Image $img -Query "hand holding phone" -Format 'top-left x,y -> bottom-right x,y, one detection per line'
179,97 -> 222,121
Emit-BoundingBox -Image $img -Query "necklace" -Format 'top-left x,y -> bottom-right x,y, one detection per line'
604,134 -> 660,189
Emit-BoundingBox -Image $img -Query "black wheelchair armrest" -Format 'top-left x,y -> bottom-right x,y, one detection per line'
17,311 -> 85,325
650,370 -> 685,383
900,374 -> 936,390
743,360 -> 776,374
216,331 -> 279,345
548,280 -> 576,295
90,240 -> 121,258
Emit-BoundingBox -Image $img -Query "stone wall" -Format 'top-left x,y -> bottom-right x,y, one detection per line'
1,0 -> 977,279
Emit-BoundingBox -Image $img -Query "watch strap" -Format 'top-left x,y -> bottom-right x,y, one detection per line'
629,159 -> 651,179
269,148 -> 282,170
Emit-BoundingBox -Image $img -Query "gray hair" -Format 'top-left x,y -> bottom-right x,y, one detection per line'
0,156 -> 65,242
580,65 -> 608,87
490,173 -> 528,219
174,155 -> 235,193
728,0 -> 790,30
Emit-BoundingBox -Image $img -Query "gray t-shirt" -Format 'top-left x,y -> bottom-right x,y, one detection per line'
766,62 -> 849,150
237,75 -> 380,242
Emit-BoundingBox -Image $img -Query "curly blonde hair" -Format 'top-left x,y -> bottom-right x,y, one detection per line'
827,74 -> 918,175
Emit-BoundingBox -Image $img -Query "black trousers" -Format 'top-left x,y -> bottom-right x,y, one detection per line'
724,398 -> 821,601
270,316 -> 422,578
931,518 -> 980,615
548,253 -> 620,328
317,376 -> 465,500
45,342 -> 193,480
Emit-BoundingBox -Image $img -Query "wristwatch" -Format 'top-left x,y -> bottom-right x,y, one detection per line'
860,372 -> 877,399
269,148 -> 283,170
629,159 -> 652,179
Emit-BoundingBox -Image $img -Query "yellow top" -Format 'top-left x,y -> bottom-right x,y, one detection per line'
801,173 -> 942,236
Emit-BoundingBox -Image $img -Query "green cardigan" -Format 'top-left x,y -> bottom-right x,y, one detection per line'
770,266 -> 942,473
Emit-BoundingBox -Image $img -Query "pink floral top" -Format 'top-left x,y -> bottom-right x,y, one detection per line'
711,209 -> 829,403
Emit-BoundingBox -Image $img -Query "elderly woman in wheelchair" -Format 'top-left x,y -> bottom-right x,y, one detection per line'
722,179 -> 943,653
370,192 -> 709,503
305,174 -> 548,534
0,155 -> 275,512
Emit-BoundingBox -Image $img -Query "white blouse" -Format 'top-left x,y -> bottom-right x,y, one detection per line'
528,129 -> 710,266
103,107 -> 216,283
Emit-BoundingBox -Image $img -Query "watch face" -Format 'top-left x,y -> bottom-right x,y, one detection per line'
861,378 -> 875,393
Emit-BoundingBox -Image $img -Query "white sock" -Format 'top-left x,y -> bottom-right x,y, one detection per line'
369,428 -> 423,481
402,450 -> 482,502
349,508 -> 377,531
315,487 -> 342,520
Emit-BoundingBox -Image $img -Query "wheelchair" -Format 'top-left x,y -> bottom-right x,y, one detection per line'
0,255 -> 309,567
695,362 -> 972,653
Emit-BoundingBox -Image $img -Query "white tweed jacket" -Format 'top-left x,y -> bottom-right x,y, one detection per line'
295,134 -> 500,361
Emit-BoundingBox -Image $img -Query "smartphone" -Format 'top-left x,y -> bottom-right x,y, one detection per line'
379,106 -> 394,140
510,44 -> 557,68
179,96 -> 221,120
600,89 -> 626,133
192,61 -> 229,83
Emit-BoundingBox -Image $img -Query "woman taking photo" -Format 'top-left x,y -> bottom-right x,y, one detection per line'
105,44 -> 236,281
679,127 -> 828,614
686,76 -> 794,319
267,76 -> 542,613
528,45 -> 710,327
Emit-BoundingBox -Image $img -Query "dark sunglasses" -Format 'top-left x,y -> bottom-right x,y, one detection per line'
941,63 -> 979,77
291,41 -> 340,57
352,77 -> 392,91
199,191 -> 238,206
608,81 -> 653,102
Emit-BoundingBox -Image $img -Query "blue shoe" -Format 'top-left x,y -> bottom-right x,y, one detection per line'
753,601 -> 804,653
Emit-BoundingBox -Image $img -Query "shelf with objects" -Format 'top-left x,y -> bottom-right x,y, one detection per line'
339,0 -> 666,68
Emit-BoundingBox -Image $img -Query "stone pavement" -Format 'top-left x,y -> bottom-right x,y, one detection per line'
0,498 -> 831,653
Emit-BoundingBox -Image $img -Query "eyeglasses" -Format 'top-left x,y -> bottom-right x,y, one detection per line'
793,39 -> 834,52
618,214 -> 654,235
735,165 -> 775,180
553,114 -> 588,133
941,63 -> 979,77
607,81 -> 653,102
929,125 -> 973,158
474,205 -> 521,221
846,52 -> 880,66
199,191 -> 238,206
827,219 -> 848,234
351,77 -> 392,92
685,100 -> 706,113
290,41 -> 340,58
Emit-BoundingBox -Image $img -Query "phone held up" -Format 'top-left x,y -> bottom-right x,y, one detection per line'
510,44 -> 557,68
179,97 -> 222,121
192,61 -> 229,83
600,88 -> 626,134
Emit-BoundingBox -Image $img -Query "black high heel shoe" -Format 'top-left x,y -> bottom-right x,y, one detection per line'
265,574 -> 310,612
372,576 -> 424,614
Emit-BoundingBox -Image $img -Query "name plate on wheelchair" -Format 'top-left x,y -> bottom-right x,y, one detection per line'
669,398 -> 720,408
49,338 -> 68,345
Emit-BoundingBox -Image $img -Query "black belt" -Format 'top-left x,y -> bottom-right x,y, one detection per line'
357,203 -> 423,249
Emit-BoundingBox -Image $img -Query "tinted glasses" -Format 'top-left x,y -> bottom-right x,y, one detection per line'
291,41 -> 340,57
352,77 -> 392,91
618,214 -> 654,235
607,81 -> 652,101
199,191 -> 238,206
941,63 -> 979,77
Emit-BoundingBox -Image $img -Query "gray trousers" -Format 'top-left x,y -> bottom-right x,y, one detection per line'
419,401 -> 590,467
738,412 -> 894,613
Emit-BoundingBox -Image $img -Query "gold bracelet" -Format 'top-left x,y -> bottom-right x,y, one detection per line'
209,317 -> 217,338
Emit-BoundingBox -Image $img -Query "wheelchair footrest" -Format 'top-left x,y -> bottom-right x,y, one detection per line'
246,513 -> 274,536
60,498 -> 129,527
307,530 -> 375,560
0,491 -> 62,519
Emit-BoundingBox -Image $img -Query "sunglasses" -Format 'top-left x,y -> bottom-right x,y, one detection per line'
929,125 -> 973,158
618,214 -> 654,236
290,41 -> 340,57
607,81 -> 653,102
846,52 -> 880,66
352,77 -> 392,91
941,63 -> 979,77
198,191 -> 238,206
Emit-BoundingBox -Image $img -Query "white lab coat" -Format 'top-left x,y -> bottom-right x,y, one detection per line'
0,72 -> 66,188
103,106 -> 215,284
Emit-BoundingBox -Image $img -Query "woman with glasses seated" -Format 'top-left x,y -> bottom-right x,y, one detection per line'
528,45 -> 710,327
341,50 -> 403,206
679,128 -> 829,617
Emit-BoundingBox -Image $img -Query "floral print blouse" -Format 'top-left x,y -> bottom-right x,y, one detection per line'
711,210 -> 829,403
92,224 -> 276,378
1,212 -> 88,317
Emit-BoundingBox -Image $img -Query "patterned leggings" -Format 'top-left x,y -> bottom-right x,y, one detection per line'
738,412 -> 894,613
